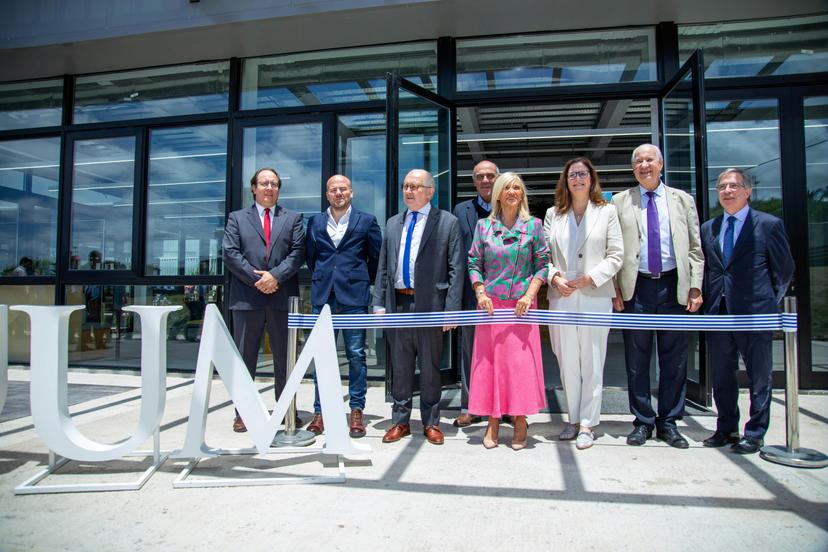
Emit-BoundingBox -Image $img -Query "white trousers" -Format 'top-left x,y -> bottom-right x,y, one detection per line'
548,292 -> 612,428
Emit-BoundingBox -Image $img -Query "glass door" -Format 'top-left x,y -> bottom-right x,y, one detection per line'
385,73 -> 457,391
659,50 -> 711,406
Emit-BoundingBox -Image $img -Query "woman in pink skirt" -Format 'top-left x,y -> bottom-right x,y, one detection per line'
467,172 -> 549,450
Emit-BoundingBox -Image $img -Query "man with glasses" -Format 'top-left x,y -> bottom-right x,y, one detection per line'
612,144 -> 704,449
701,168 -> 793,454
452,160 -> 498,428
373,169 -> 463,445
223,167 -> 305,433
304,174 -> 382,438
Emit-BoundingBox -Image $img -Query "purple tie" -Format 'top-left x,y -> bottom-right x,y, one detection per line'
646,191 -> 662,275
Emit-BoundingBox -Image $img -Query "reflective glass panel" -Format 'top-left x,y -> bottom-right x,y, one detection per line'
74,62 -> 230,123
397,97 -> 451,212
70,136 -> 135,271
0,137 -> 60,276
662,72 -> 696,195
0,78 -> 63,130
241,123 -> 322,220
337,113 -> 387,225
66,284 -> 224,371
241,42 -> 437,109
456,28 -> 656,92
145,125 -> 227,276
0,285 -> 55,364
679,15 -> 828,78
805,96 -> 828,374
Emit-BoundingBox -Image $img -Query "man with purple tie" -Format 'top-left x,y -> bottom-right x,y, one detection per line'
700,168 -> 793,454
612,144 -> 705,448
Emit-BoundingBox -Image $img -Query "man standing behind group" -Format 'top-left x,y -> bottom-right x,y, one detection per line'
305,175 -> 382,438
373,169 -> 463,445
612,144 -> 704,449
701,168 -> 794,454
223,167 -> 305,433
452,160 -> 498,428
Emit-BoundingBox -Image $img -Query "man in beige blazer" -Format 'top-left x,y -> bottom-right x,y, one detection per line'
611,144 -> 704,449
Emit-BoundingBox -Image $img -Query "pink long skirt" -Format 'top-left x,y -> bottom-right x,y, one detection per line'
467,297 -> 547,417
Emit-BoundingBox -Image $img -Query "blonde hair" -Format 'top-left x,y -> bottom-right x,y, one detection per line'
490,172 -> 531,222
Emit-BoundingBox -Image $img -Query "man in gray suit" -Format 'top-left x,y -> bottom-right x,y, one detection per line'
452,160 -> 498,427
222,167 -> 305,433
373,169 -> 463,445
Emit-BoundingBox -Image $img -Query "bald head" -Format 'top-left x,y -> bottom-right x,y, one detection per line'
402,169 -> 435,211
473,160 -> 499,203
326,174 -> 353,215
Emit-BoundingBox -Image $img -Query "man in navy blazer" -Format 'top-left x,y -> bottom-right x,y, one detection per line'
701,168 -> 794,454
222,167 -> 305,433
452,159 -> 498,427
304,175 -> 381,438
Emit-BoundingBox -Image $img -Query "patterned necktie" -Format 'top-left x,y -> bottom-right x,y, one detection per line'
646,191 -> 662,274
723,215 -> 736,265
263,207 -> 271,250
402,211 -> 419,288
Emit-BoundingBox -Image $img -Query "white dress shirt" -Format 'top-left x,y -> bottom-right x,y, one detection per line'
326,205 -> 351,248
394,202 -> 432,289
719,203 -> 749,253
638,182 -> 677,273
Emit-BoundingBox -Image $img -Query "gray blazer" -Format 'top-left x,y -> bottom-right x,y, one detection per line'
222,204 -> 305,311
453,198 -> 483,310
372,206 -> 463,313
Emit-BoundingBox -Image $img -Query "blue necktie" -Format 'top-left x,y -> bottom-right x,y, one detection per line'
723,215 -> 736,265
402,211 -> 419,288
646,191 -> 662,274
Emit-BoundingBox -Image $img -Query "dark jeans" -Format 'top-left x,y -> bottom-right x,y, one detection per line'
622,272 -> 688,431
311,297 -> 368,413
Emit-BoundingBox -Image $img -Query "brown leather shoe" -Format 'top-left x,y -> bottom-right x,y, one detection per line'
307,414 -> 324,435
453,413 -> 483,428
423,425 -> 445,445
232,416 -> 247,433
382,424 -> 411,443
349,409 -> 366,438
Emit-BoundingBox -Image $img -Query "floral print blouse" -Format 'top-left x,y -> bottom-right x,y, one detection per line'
468,216 -> 549,301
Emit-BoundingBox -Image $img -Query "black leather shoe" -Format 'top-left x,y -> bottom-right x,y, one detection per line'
626,426 -> 652,446
656,427 -> 689,449
703,430 -> 741,448
732,436 -> 763,454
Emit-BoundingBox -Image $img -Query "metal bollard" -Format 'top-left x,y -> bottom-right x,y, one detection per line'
273,296 -> 316,447
760,297 -> 828,468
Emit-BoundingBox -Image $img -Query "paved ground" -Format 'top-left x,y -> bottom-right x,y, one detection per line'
0,367 -> 827,552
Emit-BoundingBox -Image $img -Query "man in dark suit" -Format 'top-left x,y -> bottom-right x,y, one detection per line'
701,168 -> 794,454
304,174 -> 382,438
373,169 -> 463,445
222,167 -> 305,433
612,144 -> 705,449
452,160 -> 498,427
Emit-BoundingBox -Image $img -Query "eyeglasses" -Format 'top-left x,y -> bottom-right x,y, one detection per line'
473,172 -> 497,181
257,181 -> 280,189
567,170 -> 590,180
716,182 -> 747,192
402,183 -> 431,192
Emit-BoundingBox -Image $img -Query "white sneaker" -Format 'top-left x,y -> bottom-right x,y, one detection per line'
576,430 -> 595,450
559,423 -> 578,441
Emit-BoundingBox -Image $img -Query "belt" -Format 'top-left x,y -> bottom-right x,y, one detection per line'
638,268 -> 677,280
395,288 -> 415,296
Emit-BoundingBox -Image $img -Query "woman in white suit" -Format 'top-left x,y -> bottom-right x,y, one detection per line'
543,157 -> 623,450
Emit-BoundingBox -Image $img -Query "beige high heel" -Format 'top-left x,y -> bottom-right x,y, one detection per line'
511,415 -> 528,450
483,419 -> 500,449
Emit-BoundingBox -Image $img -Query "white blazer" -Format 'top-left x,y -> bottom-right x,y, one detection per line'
542,201 -> 624,300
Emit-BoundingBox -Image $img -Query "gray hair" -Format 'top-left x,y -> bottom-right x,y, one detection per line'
717,168 -> 753,189
631,144 -> 664,164
406,169 -> 434,188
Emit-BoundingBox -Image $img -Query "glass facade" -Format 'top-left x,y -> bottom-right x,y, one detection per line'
679,14 -> 828,78
0,137 -> 60,276
0,78 -> 63,130
456,28 -> 656,91
241,42 -> 438,109
74,62 -> 230,124
337,113 -> 387,225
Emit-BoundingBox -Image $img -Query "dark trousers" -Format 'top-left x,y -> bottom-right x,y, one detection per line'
459,324 -> 475,411
708,302 -> 773,439
622,272 -> 688,431
389,294 -> 443,427
232,308 -> 288,416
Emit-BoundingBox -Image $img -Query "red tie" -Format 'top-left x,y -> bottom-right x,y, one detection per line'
263,207 -> 271,250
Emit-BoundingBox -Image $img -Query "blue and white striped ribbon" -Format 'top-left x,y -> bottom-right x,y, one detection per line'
288,309 -> 797,332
